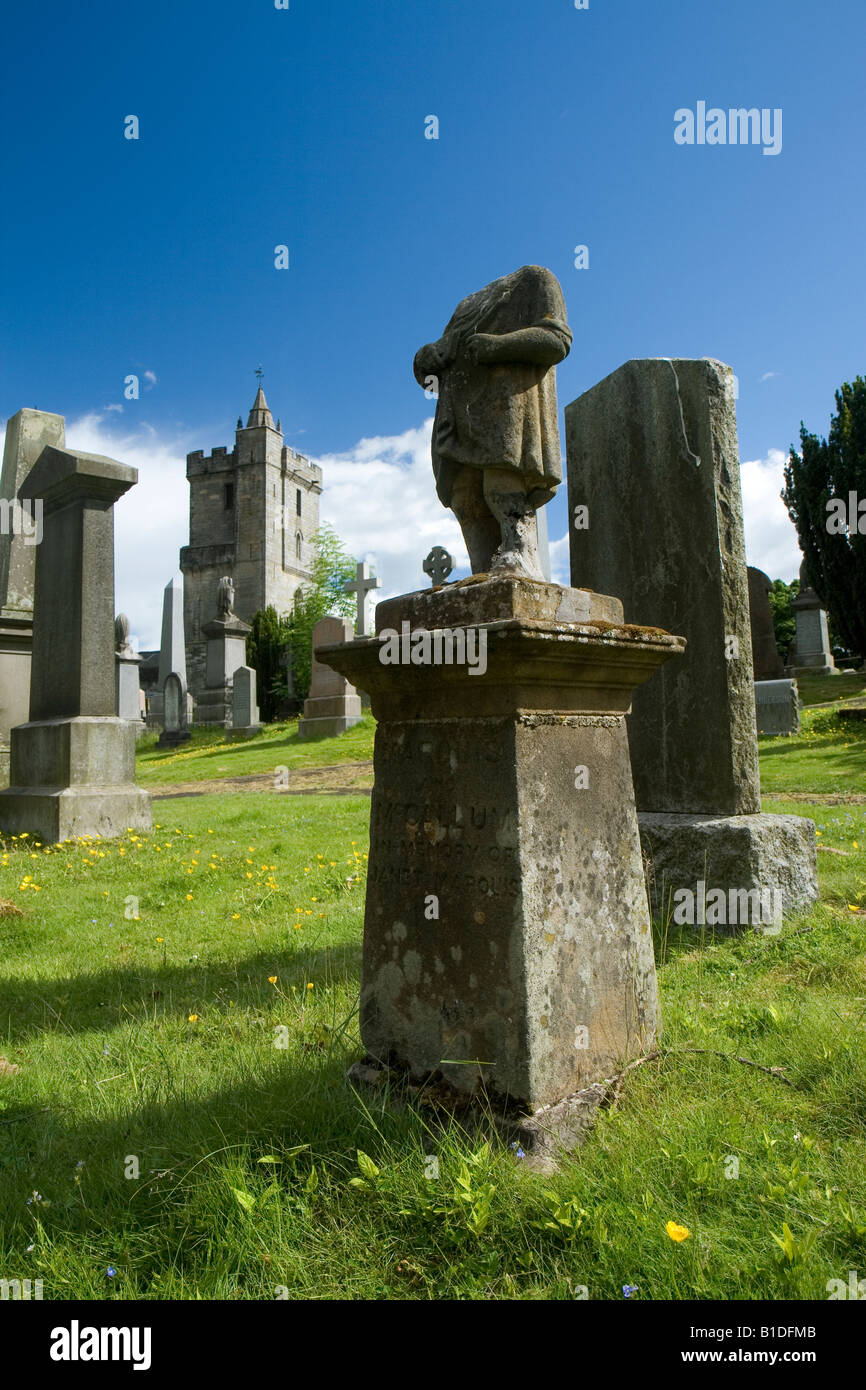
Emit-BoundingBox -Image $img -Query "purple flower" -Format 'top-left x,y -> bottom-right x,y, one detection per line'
107,1266 -> 117,1278
623,1284 -> 638,1299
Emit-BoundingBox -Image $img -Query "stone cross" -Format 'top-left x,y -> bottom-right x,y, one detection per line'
423,547 -> 454,587
345,560 -> 381,636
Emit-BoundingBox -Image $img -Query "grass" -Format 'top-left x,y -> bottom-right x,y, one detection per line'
135,712 -> 376,787
1,768 -> 865,1300
760,706 -> 866,796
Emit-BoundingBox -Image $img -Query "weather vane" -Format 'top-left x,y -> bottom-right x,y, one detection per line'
255,364 -> 264,386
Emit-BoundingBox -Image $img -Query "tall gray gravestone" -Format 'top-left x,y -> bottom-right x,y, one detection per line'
157,671 -> 191,747
148,576 -> 188,725
230,664 -> 260,739
0,444 -> 152,840
0,409 -> 66,785
298,617 -> 361,738
747,566 -> 785,680
316,268 -> 686,1164
565,358 -> 817,919
788,560 -> 838,675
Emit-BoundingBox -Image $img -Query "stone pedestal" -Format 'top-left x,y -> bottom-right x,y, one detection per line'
317,574 -> 684,1112
116,649 -> 145,738
789,587 -> 838,675
0,445 -> 152,840
298,617 -> 362,738
195,614 -> 250,727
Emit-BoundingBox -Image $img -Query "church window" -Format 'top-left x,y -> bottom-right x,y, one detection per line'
296,489 -> 302,516
224,483 -> 234,510
296,532 -> 302,560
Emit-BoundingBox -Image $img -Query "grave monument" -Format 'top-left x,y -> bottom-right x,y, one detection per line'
298,616 -> 362,739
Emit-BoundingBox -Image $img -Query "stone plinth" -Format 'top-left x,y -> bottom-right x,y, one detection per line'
0,445 -> 151,840
195,614 -> 251,727
298,617 -> 361,738
641,812 -> 818,923
755,678 -> 800,737
116,650 -> 144,737
316,575 -> 684,1112
229,664 -> 260,740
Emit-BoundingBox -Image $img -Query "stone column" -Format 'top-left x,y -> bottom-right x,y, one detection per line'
195,613 -> 251,727
148,576 -> 188,725
0,409 -> 66,785
0,445 -> 152,840
316,574 -> 683,1123
565,358 -> 817,918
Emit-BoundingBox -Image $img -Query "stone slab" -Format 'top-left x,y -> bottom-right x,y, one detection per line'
754,678 -> 800,736
0,783 -> 151,842
639,811 -> 818,921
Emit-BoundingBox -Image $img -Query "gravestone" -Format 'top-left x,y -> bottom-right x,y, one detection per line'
157,671 -> 191,747
298,617 -> 361,738
0,443 -> 152,840
755,678 -> 800,736
194,577 -> 251,727
147,576 -> 188,726
0,409 -> 65,785
423,547 -> 454,587
565,357 -> 817,919
230,664 -> 260,739
747,566 -> 784,680
788,560 -> 838,675
345,560 -> 381,637
316,269 -> 686,1163
115,613 -> 145,737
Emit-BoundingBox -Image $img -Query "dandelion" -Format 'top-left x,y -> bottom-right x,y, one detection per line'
186,893 -> 193,901
665,1221 -> 691,1242
306,983 -> 314,991
188,1013 -> 199,1022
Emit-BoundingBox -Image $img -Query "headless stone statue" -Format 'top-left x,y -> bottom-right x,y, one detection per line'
414,264 -> 572,578
217,575 -> 235,619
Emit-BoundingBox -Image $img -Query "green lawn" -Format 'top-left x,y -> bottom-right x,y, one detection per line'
760,706 -> 866,796
135,712 -> 376,787
1,773 -> 865,1299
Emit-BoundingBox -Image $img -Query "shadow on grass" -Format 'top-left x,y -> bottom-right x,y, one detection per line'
0,942 -> 362,1045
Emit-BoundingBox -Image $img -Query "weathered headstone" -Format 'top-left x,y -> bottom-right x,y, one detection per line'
157,671 -> 191,747
755,678 -> 800,736
230,664 -> 260,739
747,566 -> 784,680
147,576 -> 188,725
0,409 -> 65,784
115,613 -> 145,736
194,577 -> 251,727
345,560 -> 381,636
298,617 -> 361,738
316,270 -> 686,1163
788,559 -> 838,675
0,443 -> 152,839
565,357 -> 817,919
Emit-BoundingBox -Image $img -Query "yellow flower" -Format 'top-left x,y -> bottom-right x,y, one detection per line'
665,1221 -> 691,1242
268,975 -> 278,984
232,914 -> 240,920
186,893 -> 193,900
188,1013 -> 198,1022
156,936 -> 164,943
854,842 -> 860,850
306,983 -> 314,991
848,904 -> 860,912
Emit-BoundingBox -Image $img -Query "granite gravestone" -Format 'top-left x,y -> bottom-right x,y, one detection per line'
748,566 -> 785,680
788,560 -> 838,675
157,672 -> 191,747
565,358 -> 817,919
0,409 -> 65,784
148,576 -> 189,726
0,444 -> 152,839
755,678 -> 800,736
298,617 -> 362,738
230,664 -> 260,739
316,269 -> 686,1161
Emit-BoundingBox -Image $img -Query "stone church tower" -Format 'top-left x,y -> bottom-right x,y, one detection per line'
180,385 -> 322,701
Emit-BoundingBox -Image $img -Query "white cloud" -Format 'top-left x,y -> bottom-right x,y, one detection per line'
143,370 -> 158,388
759,371 -> 780,383
313,419 -> 469,602
548,529 -> 571,586
741,447 -> 801,581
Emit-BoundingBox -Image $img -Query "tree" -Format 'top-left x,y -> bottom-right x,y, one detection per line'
782,376 -> 866,655
286,525 -> 357,703
246,606 -> 292,722
768,577 -> 798,662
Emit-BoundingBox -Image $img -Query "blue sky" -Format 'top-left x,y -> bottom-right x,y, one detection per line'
2,0 -> 864,645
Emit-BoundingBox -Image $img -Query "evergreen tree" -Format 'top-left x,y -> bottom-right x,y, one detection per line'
246,606 -> 292,722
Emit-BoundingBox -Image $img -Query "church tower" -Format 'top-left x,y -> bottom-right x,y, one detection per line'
180,384 -> 322,702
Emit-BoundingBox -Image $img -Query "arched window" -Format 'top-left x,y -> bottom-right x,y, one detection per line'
296,532 -> 302,561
